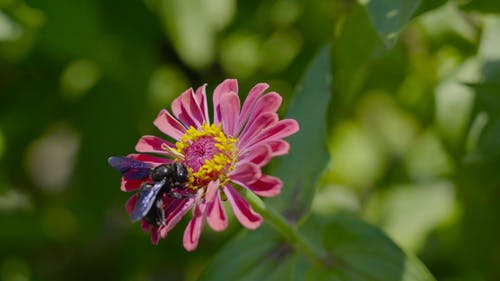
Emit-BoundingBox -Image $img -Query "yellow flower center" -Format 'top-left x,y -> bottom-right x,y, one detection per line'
175,124 -> 237,190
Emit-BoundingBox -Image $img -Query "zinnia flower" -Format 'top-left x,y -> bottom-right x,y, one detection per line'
110,79 -> 299,251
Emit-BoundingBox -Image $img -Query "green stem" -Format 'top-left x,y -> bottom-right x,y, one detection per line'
245,191 -> 333,268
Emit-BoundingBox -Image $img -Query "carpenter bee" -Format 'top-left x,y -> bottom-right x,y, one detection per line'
108,156 -> 191,226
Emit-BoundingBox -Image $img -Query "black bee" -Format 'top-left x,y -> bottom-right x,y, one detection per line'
108,156 -> 191,226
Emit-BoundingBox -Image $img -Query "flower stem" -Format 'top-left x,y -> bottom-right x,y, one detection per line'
245,191 -> 333,268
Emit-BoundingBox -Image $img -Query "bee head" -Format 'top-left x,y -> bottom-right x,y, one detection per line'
174,163 -> 189,186
151,164 -> 173,182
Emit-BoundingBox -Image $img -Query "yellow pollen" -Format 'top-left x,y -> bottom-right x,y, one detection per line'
174,123 -> 238,190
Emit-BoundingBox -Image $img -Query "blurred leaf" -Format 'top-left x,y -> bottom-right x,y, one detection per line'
466,16 -> 500,162
404,130 -> 454,180
267,45 -> 331,222
361,0 -> 421,47
205,0 -> 236,31
326,121 -> 386,190
479,16 -> 500,61
198,225 -> 289,281
470,82 -> 500,116
418,2 -> 478,45
435,58 -> 479,149
296,214 -> 436,281
461,1 -> 500,13
160,0 -> 215,70
220,32 -> 261,78
364,181 -> 456,252
413,0 -> 447,17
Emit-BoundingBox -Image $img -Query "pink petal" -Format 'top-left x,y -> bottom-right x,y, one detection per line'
171,88 -> 199,128
205,180 -> 219,203
120,177 -> 144,192
239,144 -> 272,167
247,92 -> 282,124
160,198 -> 195,238
244,175 -> 282,197
220,91 -> 241,137
135,135 -> 174,154
243,119 -> 299,152
127,153 -> 170,165
151,228 -> 160,245
238,112 -> 278,146
229,162 -> 261,186
195,84 -> 210,123
206,182 -> 227,231
153,109 -> 187,141
213,79 -> 238,125
183,206 -> 206,251
175,88 -> 206,128
223,185 -> 262,229
268,140 -> 290,156
125,194 -> 138,214
141,220 -> 151,233
237,83 -> 269,131
182,190 -> 206,251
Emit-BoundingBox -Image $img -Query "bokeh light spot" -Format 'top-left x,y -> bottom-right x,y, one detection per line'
0,256 -> 30,281
60,59 -> 101,100
25,124 -> 80,191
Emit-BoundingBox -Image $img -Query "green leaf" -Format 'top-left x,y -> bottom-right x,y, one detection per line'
332,4 -> 384,114
361,0 -> 421,48
198,225 -> 292,281
267,45 -> 332,222
199,214 -> 436,281
296,214 -> 437,281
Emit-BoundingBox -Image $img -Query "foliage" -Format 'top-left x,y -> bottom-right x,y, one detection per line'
1,0 -> 499,280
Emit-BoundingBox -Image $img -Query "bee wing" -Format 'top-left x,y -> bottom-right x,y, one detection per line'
130,178 -> 166,222
108,156 -> 152,180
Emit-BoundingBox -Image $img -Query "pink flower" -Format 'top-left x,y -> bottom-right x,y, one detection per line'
115,79 -> 299,250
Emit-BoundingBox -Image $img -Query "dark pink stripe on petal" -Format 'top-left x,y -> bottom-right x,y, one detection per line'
268,140 -> 290,156
195,84 -> 210,123
207,190 -> 228,232
244,119 -> 299,151
153,109 -> 186,141
141,220 -> 151,233
180,88 -> 206,128
220,91 -> 241,136
151,228 -> 160,245
229,162 -> 261,186
213,79 -> 238,125
245,175 -> 282,197
161,198 -> 195,237
247,92 -> 282,123
135,135 -> 173,154
223,185 -> 262,229
183,205 -> 206,251
237,83 -> 269,132
172,88 -> 199,128
239,144 -> 272,167
239,112 -> 278,146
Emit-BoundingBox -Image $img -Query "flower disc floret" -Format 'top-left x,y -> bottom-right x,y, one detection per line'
176,123 -> 237,190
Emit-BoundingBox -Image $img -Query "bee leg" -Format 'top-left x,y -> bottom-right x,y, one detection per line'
155,199 -> 166,226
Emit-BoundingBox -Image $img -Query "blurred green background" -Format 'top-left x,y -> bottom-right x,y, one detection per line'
1,0 -> 499,280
